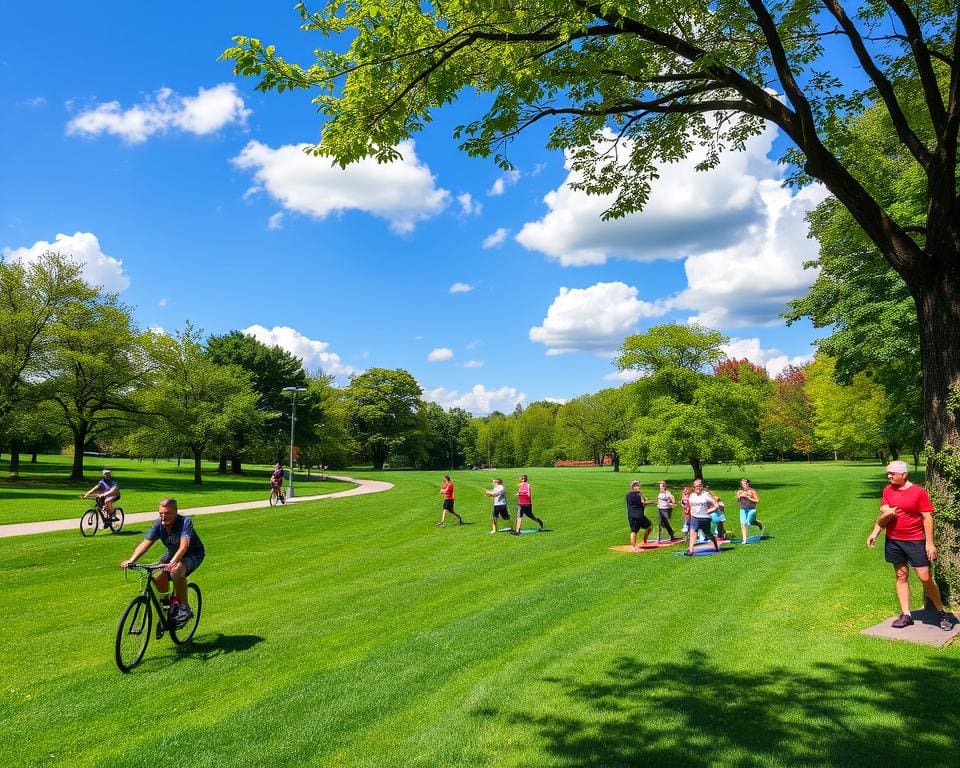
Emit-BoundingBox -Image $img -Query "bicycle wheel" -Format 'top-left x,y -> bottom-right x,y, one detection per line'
170,583 -> 202,645
269,489 -> 278,507
108,506 -> 125,533
116,595 -> 152,672
80,509 -> 99,537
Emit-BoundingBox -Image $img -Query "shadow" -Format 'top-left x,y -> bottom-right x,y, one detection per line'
474,655 -> 960,767
173,633 -> 265,662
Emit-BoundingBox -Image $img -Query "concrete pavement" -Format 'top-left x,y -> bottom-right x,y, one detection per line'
0,475 -> 393,539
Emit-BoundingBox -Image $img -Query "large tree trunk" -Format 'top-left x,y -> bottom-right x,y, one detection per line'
689,457 -> 703,481
231,455 -> 242,474
192,447 -> 204,485
70,428 -> 88,481
9,439 -> 21,476
913,272 -> 960,602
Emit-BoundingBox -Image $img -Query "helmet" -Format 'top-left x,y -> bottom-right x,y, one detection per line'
102,469 -> 112,477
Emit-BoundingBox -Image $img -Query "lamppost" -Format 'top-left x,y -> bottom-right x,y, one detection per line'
317,423 -> 325,481
282,386 -> 307,497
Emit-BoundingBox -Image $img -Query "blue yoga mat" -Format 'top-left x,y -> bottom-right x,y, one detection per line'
675,546 -> 731,557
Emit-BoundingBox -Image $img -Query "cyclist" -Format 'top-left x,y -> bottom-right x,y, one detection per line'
270,463 -> 285,503
83,469 -> 120,520
120,498 -> 205,628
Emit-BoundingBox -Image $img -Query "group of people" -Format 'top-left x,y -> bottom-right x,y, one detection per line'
436,474 -> 545,534
625,477 -> 764,555
86,467 -> 205,630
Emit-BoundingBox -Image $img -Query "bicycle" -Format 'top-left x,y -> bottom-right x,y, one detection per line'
115,563 -> 202,672
80,496 -> 125,537
268,484 -> 285,506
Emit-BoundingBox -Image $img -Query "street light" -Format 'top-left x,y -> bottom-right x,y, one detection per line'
317,423 -> 325,482
282,386 -> 307,497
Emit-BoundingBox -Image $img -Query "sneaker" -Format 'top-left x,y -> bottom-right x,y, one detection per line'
435,522 -> 445,527
458,518 -> 464,525
758,523 -> 765,538
937,611 -> 953,631
891,613 -> 914,628
174,604 -> 194,629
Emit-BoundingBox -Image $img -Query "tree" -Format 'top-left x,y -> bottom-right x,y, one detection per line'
0,252 -> 95,474
616,324 -> 763,478
206,330 -> 308,472
423,403 -> 474,469
805,354 -> 888,460
132,326 -> 262,484
760,365 -> 816,460
344,368 -> 425,470
225,1 -> 960,587
556,389 -> 630,470
41,293 -> 153,481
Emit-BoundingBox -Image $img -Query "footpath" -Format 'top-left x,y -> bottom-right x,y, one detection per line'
0,475 -> 393,539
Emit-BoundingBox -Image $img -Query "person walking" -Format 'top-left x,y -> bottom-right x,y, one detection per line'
686,479 -> 720,555
514,473 -> 544,533
736,478 -> 764,542
437,474 -> 463,527
655,480 -> 678,542
484,477 -> 510,533
867,460 -> 953,631
626,480 -> 653,551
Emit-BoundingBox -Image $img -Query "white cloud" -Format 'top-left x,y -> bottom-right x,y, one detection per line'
158,298 -> 168,307
488,170 -> 521,196
2,232 -> 130,292
424,384 -> 525,415
463,360 -> 484,368
722,337 -> 814,377
66,83 -> 250,143
673,182 -> 828,327
449,282 -> 474,293
427,347 -> 454,362
529,282 -> 670,355
603,369 -> 645,382
231,139 -> 449,234
242,324 -> 357,377
457,192 -> 482,216
482,227 -> 508,249
267,212 -> 284,230
515,126 -> 827,328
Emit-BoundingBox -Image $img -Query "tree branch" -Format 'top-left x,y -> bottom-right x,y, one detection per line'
885,0 -> 947,135
821,0 -> 932,168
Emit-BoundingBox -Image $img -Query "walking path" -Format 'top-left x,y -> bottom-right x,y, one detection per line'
0,475 -> 393,539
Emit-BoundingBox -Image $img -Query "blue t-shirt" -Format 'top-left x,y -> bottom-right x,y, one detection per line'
96,478 -> 119,497
145,515 -> 205,559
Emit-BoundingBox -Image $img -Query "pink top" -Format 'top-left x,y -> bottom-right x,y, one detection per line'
883,483 -> 934,541
517,482 -> 532,505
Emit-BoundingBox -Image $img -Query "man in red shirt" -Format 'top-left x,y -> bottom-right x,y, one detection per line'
436,475 -> 463,527
867,460 -> 953,631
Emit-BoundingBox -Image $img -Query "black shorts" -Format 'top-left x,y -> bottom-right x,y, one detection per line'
628,514 -> 652,533
518,503 -> 535,519
884,538 -> 930,567
493,505 -> 509,520
442,499 -> 455,512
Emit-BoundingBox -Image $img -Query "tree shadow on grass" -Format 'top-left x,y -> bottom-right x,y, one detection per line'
478,654 -> 960,767
174,633 -> 265,662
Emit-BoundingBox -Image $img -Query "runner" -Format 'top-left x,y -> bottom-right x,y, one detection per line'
484,477 -> 510,534
736,478 -> 764,542
514,474 -> 544,533
436,474 -> 463,527
686,479 -> 720,555
655,480 -> 678,542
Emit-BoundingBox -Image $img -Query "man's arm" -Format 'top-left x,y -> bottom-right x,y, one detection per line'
121,538 -> 154,568
923,513 -> 937,561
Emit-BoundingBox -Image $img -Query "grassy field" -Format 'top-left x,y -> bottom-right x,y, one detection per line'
3,462 -> 959,767
0,455 -> 352,526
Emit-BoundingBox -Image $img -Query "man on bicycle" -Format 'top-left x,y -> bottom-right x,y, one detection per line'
120,498 -> 205,628
270,463 -> 285,502
83,469 -> 120,520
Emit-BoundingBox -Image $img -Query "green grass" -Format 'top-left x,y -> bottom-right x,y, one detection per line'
0,455 -> 352,525
3,462 -> 959,767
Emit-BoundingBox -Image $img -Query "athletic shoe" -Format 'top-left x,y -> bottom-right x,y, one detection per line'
458,518 -> 464,525
174,604 -> 193,629
937,611 -> 953,631
891,613 -> 914,628
758,523 -> 765,537
435,522 -> 445,527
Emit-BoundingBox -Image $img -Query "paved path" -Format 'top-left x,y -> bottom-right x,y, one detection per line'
0,475 -> 393,539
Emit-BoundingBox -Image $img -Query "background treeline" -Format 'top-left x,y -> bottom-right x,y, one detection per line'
1,253 -> 918,482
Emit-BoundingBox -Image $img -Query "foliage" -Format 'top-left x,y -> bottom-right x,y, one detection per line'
129,325 -> 262,484
555,388 -> 630,469
760,365 -> 816,459
804,353 -> 888,459
343,367 -> 425,469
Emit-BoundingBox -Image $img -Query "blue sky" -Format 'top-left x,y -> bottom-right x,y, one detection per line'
2,2 -> 824,414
